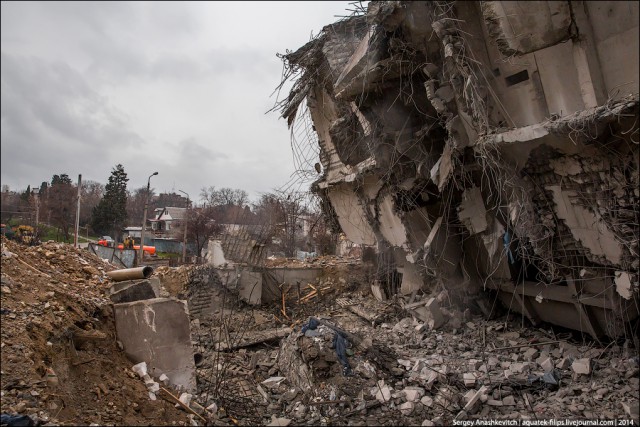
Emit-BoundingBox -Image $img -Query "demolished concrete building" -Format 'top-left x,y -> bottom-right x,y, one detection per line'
276,1 -> 639,339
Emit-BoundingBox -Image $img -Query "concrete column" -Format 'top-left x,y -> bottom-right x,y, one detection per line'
571,1 -> 607,108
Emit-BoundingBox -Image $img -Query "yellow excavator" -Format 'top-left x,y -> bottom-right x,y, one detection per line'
14,225 -> 37,245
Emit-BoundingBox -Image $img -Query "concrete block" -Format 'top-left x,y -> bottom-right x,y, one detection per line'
375,385 -> 392,403
463,372 -> 476,387
421,396 -> 434,407
109,280 -> 156,304
556,358 -> 572,369
114,298 -> 196,392
425,298 -> 445,329
238,269 -> 262,305
539,357 -> 554,373
469,359 -> 482,370
510,362 -> 529,374
502,396 -> 516,406
399,401 -> 415,415
523,348 -> 539,360
571,358 -> 591,375
403,386 -> 425,402
149,277 -> 161,297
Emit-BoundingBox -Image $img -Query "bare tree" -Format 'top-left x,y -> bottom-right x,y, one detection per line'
126,186 -> 153,226
200,186 -> 248,207
80,180 -> 104,227
253,190 -> 309,257
186,206 -> 224,258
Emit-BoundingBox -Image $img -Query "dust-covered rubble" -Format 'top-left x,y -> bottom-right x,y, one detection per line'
3,237 -> 638,426
1,237 -> 193,426
177,259 -> 639,426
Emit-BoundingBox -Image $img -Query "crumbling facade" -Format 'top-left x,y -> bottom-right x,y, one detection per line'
277,1 -> 639,339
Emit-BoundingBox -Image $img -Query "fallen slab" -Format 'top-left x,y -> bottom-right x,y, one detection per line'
113,297 -> 196,392
109,279 -> 157,304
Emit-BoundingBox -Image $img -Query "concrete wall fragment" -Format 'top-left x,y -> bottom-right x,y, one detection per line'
113,298 -> 196,392
458,187 -> 488,235
547,185 -> 623,265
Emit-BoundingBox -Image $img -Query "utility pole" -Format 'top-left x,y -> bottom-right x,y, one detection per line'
34,191 -> 39,227
178,190 -> 189,263
140,172 -> 158,265
74,174 -> 82,248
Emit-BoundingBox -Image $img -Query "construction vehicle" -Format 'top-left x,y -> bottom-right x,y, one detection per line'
14,225 -> 38,245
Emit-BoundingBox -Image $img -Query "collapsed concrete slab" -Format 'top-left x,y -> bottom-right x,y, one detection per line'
276,0 -> 639,338
113,298 -> 196,392
109,279 -> 157,304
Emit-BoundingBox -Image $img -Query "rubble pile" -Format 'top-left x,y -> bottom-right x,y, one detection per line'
0,237 -> 192,426
176,257 -> 639,426
2,235 -> 639,425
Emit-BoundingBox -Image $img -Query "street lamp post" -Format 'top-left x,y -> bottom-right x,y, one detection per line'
178,190 -> 189,263
140,172 -> 158,265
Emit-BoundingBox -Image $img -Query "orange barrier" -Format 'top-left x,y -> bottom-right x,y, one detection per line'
117,244 -> 156,255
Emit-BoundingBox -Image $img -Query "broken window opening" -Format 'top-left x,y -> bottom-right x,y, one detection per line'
504,69 -> 530,87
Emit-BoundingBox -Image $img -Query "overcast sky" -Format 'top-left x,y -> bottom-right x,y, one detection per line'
1,1 -> 356,203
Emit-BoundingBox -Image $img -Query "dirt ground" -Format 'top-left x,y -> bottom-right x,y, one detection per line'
1,237 -> 192,426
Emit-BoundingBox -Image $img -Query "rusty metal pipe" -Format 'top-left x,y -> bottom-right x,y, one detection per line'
106,266 -> 154,282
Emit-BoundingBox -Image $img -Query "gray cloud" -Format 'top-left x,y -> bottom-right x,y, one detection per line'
1,1 -> 355,201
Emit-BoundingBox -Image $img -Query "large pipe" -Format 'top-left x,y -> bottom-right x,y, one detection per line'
106,266 -> 154,282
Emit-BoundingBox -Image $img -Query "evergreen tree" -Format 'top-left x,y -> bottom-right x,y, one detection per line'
91,164 -> 129,238
48,173 -> 76,241
20,185 -> 31,202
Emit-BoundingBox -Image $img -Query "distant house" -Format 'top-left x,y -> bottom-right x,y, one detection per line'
149,207 -> 187,237
123,226 -> 142,239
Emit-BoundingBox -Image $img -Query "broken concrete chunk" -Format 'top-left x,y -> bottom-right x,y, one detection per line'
267,416 -> 292,427
571,358 -> 591,375
509,362 -> 529,374
615,271 -> 633,300
404,297 -> 445,329
178,392 -> 192,407
421,395 -> 434,407
556,358 -> 572,369
539,357 -> 554,373
398,401 -> 415,415
457,186 -> 487,235
109,279 -> 156,304
463,373 -> 476,387
522,348 -> 539,360
132,362 -> 148,378
622,401 -> 640,419
262,377 -> 286,389
403,386 -> 425,402
375,385 -> 392,403
115,298 -> 196,392
502,396 -> 516,406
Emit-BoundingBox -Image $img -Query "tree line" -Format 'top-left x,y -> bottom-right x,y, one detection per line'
1,164 -> 337,257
